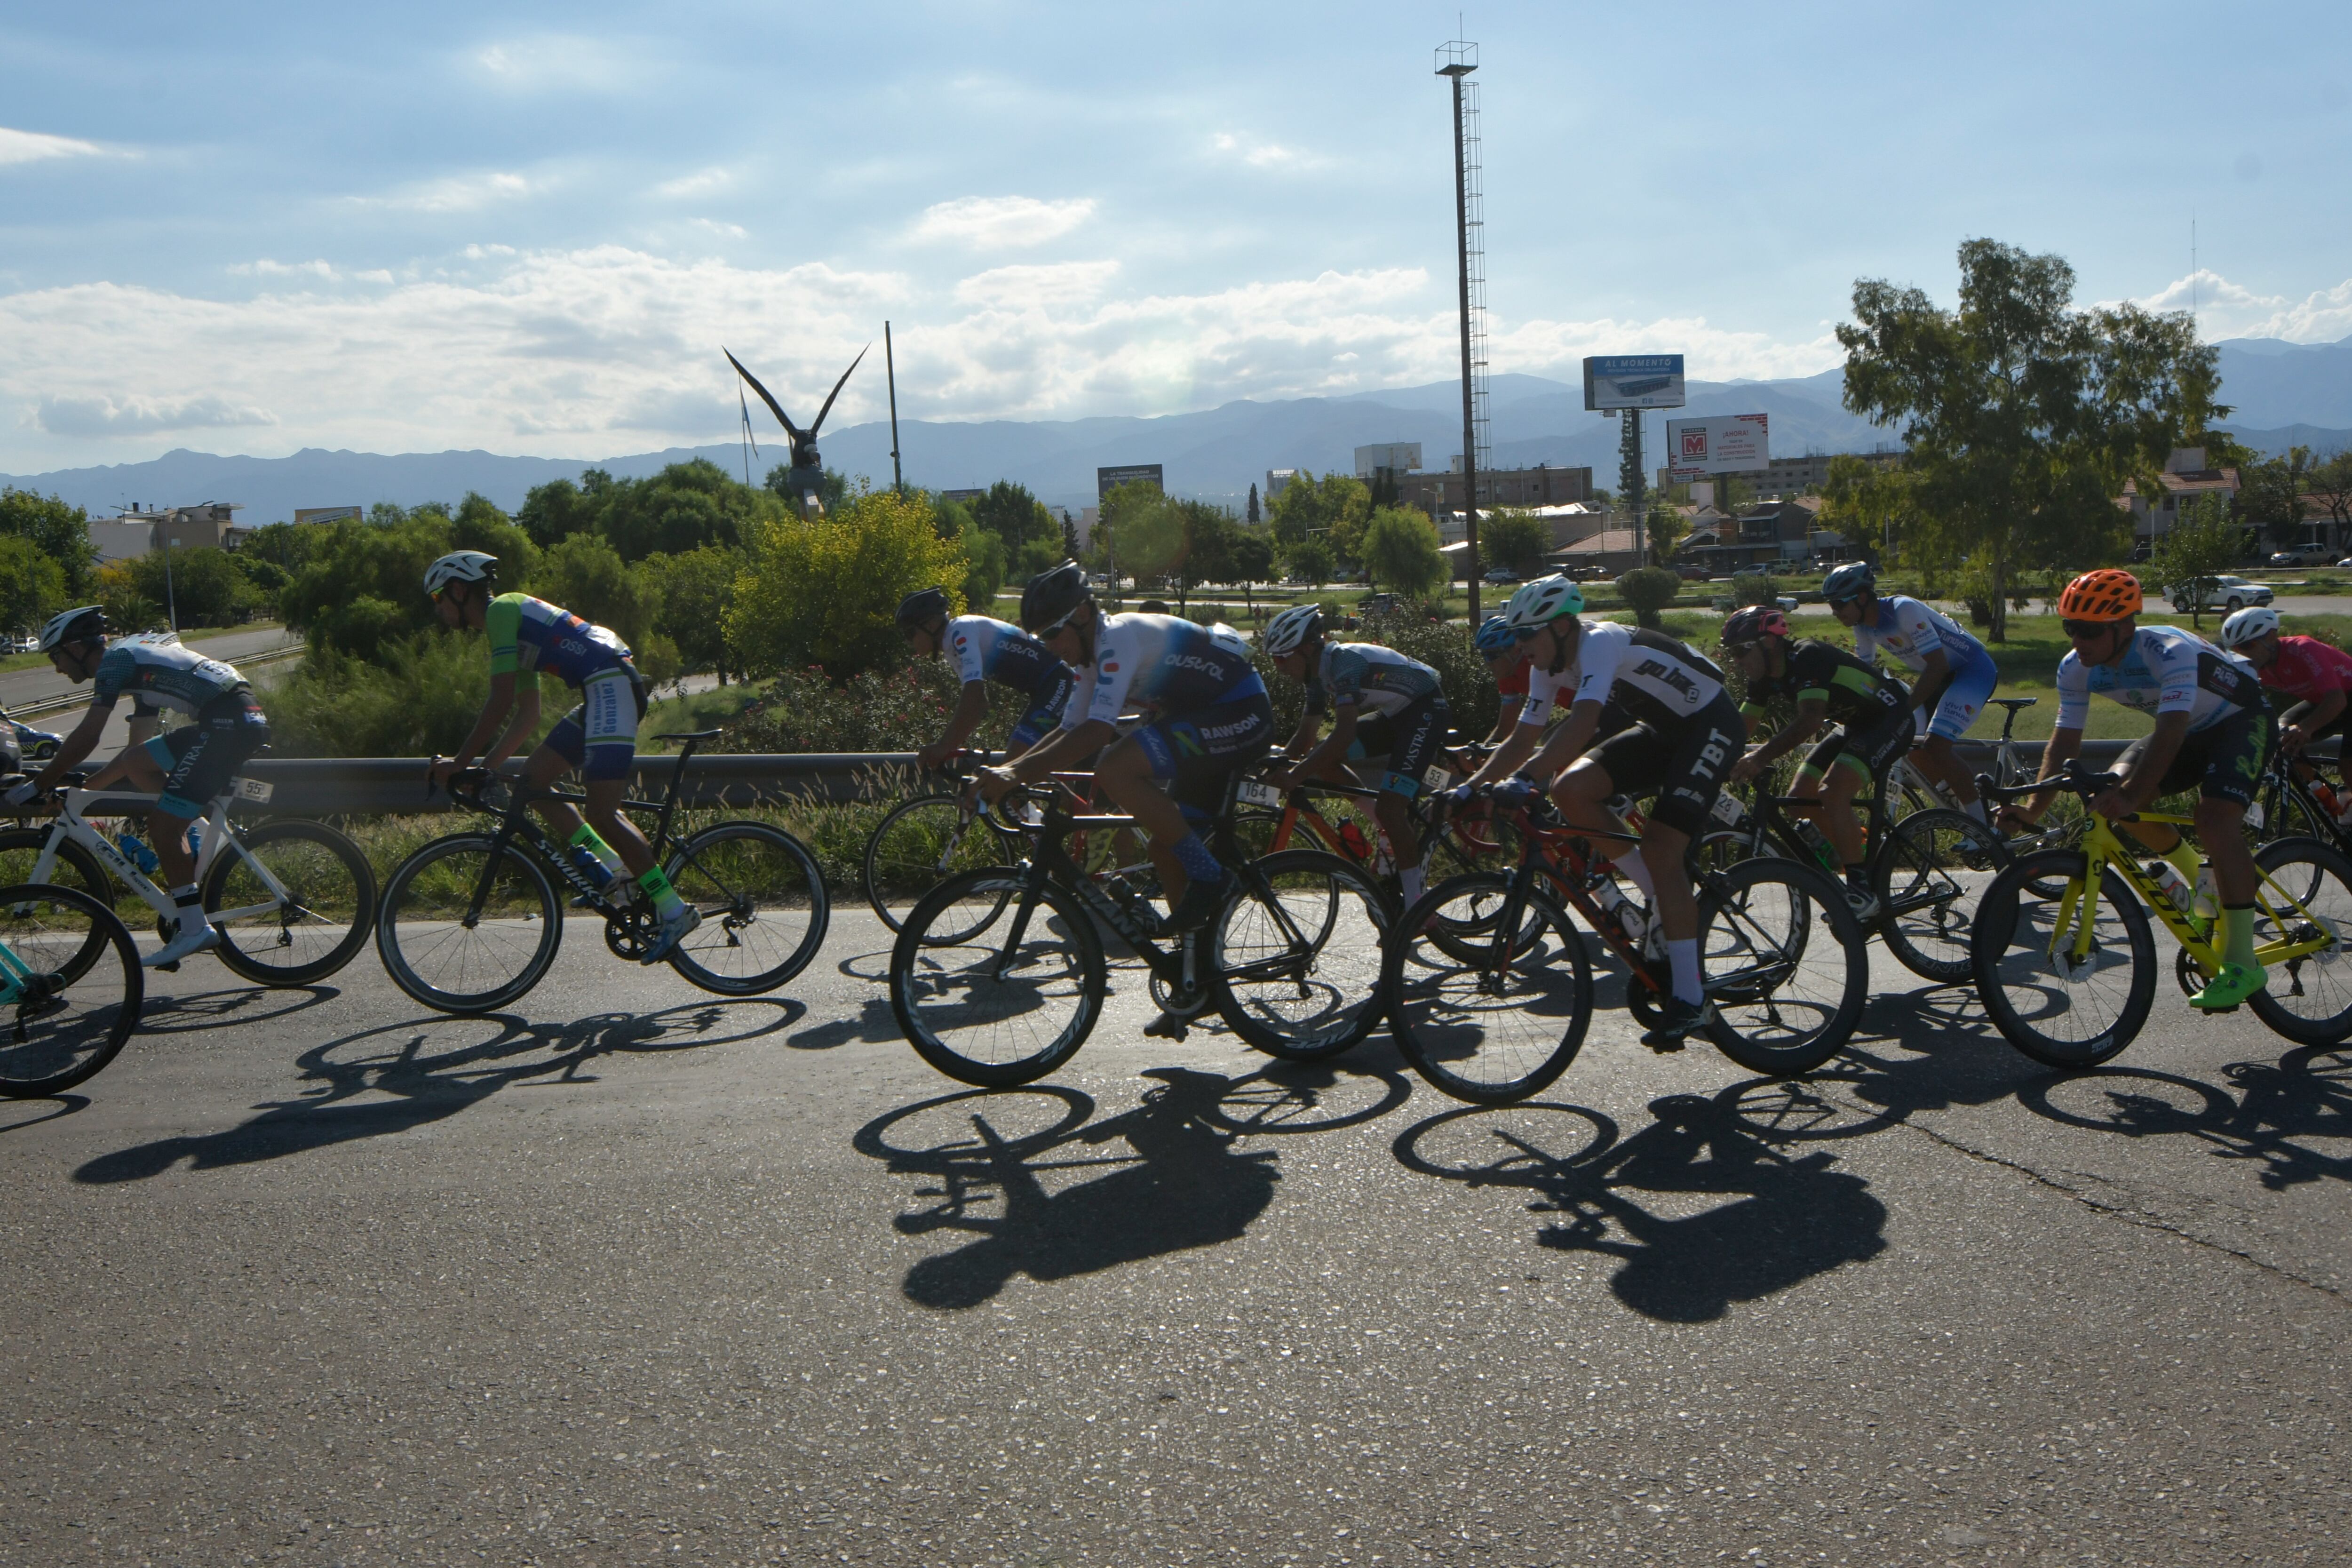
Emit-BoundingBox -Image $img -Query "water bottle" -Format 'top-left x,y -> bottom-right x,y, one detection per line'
116,830 -> 161,876
1593,876 -> 1646,946
2150,860 -> 2197,921
1794,817 -> 1835,873
2192,866 -> 2219,922
566,843 -> 616,893
1338,820 -> 1374,864
187,822 -> 203,859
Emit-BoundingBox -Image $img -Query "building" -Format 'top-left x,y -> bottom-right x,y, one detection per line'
1677,498 -> 1831,570
294,506 -> 362,526
89,501 -> 247,560
1097,464 -> 1163,500
1353,443 -> 1422,481
1659,450 -> 1903,501
1545,527 -> 1646,578
1400,463 -> 1593,519
938,488 -> 986,506
2121,448 -> 2241,544
1264,469 -> 1299,506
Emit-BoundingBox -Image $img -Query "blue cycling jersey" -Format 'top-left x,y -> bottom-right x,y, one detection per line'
1058,614 -> 1265,732
948,615 -> 1069,696
1854,595 -> 1989,675
1303,642 -> 1445,720
2055,623 -> 2264,735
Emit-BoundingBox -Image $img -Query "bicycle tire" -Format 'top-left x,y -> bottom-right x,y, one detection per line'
1381,872 -> 1593,1104
1210,849 -> 1391,1061
2254,767 -> 2332,849
1699,858 -> 1869,1076
0,831 -> 114,984
376,833 -> 563,1015
2245,835 -> 2352,1046
863,794 -> 1016,936
1872,807 -> 2009,983
0,883 -> 143,1097
203,819 -> 377,986
664,820 -> 830,995
890,867 -> 1105,1087
1970,849 -> 2155,1070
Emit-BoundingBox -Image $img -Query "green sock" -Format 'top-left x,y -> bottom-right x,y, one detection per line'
568,823 -> 626,880
637,865 -> 685,919
2223,903 -> 2257,971
2162,841 -> 2202,891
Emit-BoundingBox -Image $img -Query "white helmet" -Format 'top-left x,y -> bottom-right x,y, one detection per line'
1502,574 -> 1584,632
1261,602 -> 1324,657
423,550 -> 499,597
38,605 -> 107,652
2219,605 -> 2280,649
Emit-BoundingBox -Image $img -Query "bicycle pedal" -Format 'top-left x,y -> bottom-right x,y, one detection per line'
154,960 -> 180,973
1143,1011 -> 1190,1042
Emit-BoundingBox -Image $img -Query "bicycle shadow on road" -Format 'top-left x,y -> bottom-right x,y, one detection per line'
71,997 -> 801,1183
2017,1044 -> 2352,1193
856,1062 -> 1411,1310
1394,1085 -> 1887,1323
128,982 -> 341,1037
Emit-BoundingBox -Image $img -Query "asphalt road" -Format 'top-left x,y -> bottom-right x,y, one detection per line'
1,908 -> 2346,1566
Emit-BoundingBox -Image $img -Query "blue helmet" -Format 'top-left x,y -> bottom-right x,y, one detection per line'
1822,562 -> 1877,604
1474,615 -> 1517,655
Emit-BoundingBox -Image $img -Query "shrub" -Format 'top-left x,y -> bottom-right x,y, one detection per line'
280,508 -> 538,662
266,630 -> 507,758
640,545 -> 744,677
1361,506 -> 1446,599
727,486 -> 968,680
1616,565 -> 1682,629
529,533 -> 655,652
721,658 -> 1026,756
1481,510 -> 1550,576
1251,609 -> 1499,742
0,535 -> 68,636
1730,570 -> 1779,607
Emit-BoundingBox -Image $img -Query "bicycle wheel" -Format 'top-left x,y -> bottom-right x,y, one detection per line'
1971,849 -> 2155,1069
2246,836 -> 2352,1046
1382,873 -> 1593,1104
664,820 -> 829,995
2254,768 -> 2331,848
1698,859 -> 1868,1076
0,829 -> 111,911
1873,807 -> 2010,983
1210,850 -> 1390,1061
890,868 -> 1105,1087
203,819 -> 377,986
0,883 -> 142,1098
863,794 -> 1015,935
376,834 -> 563,1015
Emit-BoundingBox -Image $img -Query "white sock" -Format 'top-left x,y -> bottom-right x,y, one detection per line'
1399,865 -> 1426,906
1963,797 -> 1988,827
1614,847 -> 1656,900
170,886 -> 210,934
1667,938 -> 1702,1006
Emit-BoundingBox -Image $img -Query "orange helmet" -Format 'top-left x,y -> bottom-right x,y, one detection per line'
2058,568 -> 2142,622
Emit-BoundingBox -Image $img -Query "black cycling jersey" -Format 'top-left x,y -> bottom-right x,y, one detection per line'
1740,639 -> 1910,731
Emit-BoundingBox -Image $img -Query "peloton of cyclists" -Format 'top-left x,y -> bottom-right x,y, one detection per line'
1999,568 -> 2272,1012
976,562 -> 1275,934
2220,605 -> 2352,829
1260,602 -> 1451,908
1824,561 -> 1997,825
1452,574 -> 1746,1049
894,586 -> 1077,770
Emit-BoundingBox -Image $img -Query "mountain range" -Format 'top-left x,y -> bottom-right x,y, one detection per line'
6,335 -> 2346,524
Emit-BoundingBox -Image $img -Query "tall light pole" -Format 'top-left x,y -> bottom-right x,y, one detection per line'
1437,38 -> 1487,620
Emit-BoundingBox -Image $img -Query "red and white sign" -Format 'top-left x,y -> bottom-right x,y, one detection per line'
1664,414 -> 1769,473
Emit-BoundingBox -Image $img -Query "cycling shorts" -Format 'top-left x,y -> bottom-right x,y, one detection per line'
1913,652 -> 1998,742
1129,692 -> 1278,817
145,695 -> 271,820
1343,695 -> 1452,798
544,666 -> 647,783
1581,693 -> 1745,836
1009,664 -> 1078,751
2117,703 -> 2272,809
1797,708 -> 1915,783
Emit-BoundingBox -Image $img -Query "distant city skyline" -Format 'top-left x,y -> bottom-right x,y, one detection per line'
2,0 -> 2348,471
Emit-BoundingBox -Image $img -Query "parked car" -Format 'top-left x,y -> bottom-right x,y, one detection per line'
2269,544 -> 2333,567
7,716 -> 62,762
1482,567 -> 1520,586
2168,575 -> 2276,613
1676,564 -> 1711,581
1358,592 -> 1401,616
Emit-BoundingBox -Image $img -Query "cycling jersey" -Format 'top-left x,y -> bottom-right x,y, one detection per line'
948,615 -> 1069,697
1520,621 -> 1728,731
1854,594 -> 1990,675
2257,635 -> 2352,706
2054,623 -> 2265,735
1496,657 -> 1530,699
1303,642 -> 1445,721
1060,614 -> 1265,732
1740,639 -> 1910,732
89,638 -> 251,718
484,593 -> 633,688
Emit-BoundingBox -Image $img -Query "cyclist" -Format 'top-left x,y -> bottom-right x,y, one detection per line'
1476,614 -> 1531,745
1454,575 -> 1745,1048
420,551 -> 698,964
1824,561 -> 1996,824
1999,568 -> 2271,1011
896,587 -> 1076,770
2220,605 -> 2352,827
1720,605 -> 1916,918
976,561 -> 1274,933
3,606 -> 270,967
1261,602 -> 1450,907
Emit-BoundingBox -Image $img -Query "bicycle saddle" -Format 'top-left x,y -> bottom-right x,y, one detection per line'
1989,697 -> 2038,711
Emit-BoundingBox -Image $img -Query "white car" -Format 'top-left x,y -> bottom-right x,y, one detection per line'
2168,575 -> 2276,613
2270,544 -> 2333,567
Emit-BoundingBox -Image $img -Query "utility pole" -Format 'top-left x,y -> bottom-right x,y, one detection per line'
1438,38 -> 1486,620
1623,410 -> 1645,562
885,320 -> 904,494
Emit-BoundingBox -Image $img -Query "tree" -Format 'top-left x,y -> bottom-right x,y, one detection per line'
100,546 -> 261,630
1644,501 -> 1688,566
639,545 -> 743,679
1617,566 -> 1682,630
1115,490 -> 1192,599
2238,446 -> 2313,548
1285,534 -> 1334,586
0,487 -> 96,597
1246,483 -> 1260,525
765,463 -> 848,516
1265,470 -> 1372,567
0,535 -> 68,635
2149,493 -> 2246,630
1616,414 -> 1645,524
1482,510 -> 1550,575
1840,238 -> 2224,642
516,475 -> 600,547
958,516 -> 1008,616
968,480 -> 1063,581
2307,451 -> 2352,549
529,533 -> 656,653
1360,506 -> 1445,599
280,509 -> 535,661
726,487 -> 968,679
1818,454 -> 1915,564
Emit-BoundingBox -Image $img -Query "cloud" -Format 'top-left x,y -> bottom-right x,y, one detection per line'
33,394 -> 277,438
2110,270 -> 2352,343
1210,131 -> 1322,171
0,126 -> 104,166
656,167 -> 733,199
229,259 -> 339,280
472,35 -> 633,92
910,196 -> 1094,250
692,218 -> 747,239
349,171 -> 538,213
954,261 -> 1120,309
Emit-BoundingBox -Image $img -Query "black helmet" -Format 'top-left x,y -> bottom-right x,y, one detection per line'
895,586 -> 951,630
1019,560 -> 1091,633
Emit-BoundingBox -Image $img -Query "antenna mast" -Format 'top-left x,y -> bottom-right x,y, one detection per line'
885,321 -> 904,494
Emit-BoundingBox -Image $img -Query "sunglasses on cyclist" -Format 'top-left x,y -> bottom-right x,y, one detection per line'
2060,619 -> 2122,640
1035,603 -> 1088,640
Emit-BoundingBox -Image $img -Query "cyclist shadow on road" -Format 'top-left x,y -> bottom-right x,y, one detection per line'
2015,1044 -> 2352,1193
857,1062 -> 1410,1311
1395,1086 -> 1886,1323
127,982 -> 341,1037
72,997 -> 802,1183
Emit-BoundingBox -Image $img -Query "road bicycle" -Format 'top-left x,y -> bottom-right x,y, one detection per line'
375,729 -> 828,1014
2249,733 -> 2352,850
0,882 -> 142,1098
1889,695 -> 2076,887
1380,788 -> 1871,1105
861,756 -> 1033,933
887,775 -> 1389,1086
1970,764 -> 2352,1068
0,770 -> 375,985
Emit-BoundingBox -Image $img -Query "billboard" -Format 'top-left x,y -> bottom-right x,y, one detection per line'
1097,463 -> 1164,499
1664,414 -> 1769,473
1582,354 -> 1686,411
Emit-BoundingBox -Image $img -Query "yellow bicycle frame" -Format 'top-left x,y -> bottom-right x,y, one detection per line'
2051,807 -> 2334,979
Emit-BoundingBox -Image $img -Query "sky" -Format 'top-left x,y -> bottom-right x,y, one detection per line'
3,0 -> 2349,474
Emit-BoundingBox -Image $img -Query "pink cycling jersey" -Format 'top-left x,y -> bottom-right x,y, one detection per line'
2260,634 -> 2352,705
